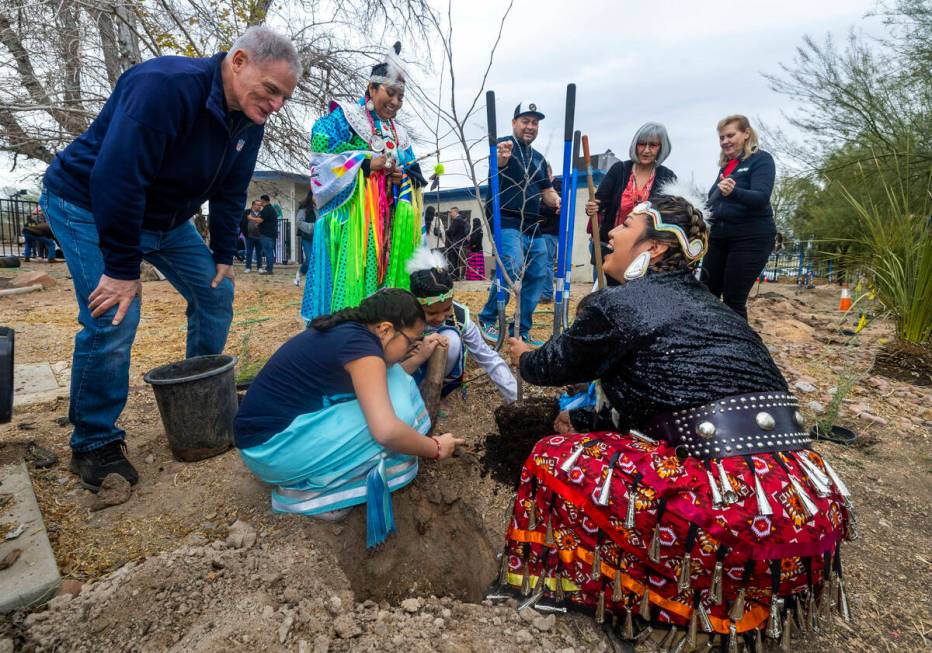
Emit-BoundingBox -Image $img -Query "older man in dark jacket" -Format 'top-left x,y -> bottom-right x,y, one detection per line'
40,26 -> 299,490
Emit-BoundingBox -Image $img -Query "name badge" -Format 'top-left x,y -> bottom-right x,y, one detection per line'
736,167 -> 749,172
236,138 -> 245,152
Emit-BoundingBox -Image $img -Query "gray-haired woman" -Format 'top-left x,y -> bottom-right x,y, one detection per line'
585,122 -> 677,267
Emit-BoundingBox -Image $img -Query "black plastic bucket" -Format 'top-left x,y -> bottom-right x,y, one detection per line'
143,354 -> 237,462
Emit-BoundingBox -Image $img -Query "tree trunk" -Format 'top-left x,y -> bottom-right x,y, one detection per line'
418,346 -> 446,431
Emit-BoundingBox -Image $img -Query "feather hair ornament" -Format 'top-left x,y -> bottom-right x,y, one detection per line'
656,178 -> 712,224
405,245 -> 449,275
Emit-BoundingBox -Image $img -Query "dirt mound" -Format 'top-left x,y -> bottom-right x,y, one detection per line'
14,530 -> 606,653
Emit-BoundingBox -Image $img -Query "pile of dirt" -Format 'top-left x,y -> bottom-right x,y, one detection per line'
13,522 -> 607,653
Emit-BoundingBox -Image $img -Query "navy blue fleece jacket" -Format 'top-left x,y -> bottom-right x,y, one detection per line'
43,53 -> 264,279
707,150 -> 776,237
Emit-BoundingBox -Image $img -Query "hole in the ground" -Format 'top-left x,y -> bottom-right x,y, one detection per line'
331,484 -> 499,603
481,397 -> 559,486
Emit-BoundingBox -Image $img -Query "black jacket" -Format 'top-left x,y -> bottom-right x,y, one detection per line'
595,160 -> 677,245
707,150 -> 776,238
518,270 -> 787,432
258,204 -> 278,238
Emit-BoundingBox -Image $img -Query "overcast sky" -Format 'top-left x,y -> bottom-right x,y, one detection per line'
0,0 -> 883,195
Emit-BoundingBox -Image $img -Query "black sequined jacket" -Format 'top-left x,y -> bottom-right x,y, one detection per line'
518,270 -> 789,432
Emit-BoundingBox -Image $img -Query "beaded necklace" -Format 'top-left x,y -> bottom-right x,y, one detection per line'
363,103 -> 400,161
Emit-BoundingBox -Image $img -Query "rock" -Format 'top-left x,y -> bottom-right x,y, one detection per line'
807,401 -> 825,415
333,614 -> 361,639
515,629 -> 533,644
859,412 -> 888,426
225,519 -> 257,550
57,579 -> 83,598
867,376 -> 889,390
0,639 -> 13,653
878,518 -> 893,529
793,380 -> 817,393
327,595 -> 343,615
90,474 -> 132,511
532,613 -> 555,631
144,454 -> 155,465
401,597 -> 421,613
278,614 -> 294,643
312,635 -> 331,653
10,271 -> 56,288
262,605 -> 275,618
759,319 -> 814,343
848,403 -> 870,416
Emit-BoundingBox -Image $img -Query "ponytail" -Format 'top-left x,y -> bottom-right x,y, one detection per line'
310,287 -> 425,332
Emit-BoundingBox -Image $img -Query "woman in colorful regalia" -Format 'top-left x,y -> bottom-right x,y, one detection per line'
501,181 -> 854,652
300,42 -> 426,323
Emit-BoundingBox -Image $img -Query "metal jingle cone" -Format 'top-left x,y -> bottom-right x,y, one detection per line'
788,475 -> 818,519
677,553 -> 692,592
796,457 -> 832,498
837,576 -> 851,622
635,625 -> 653,644
545,514 -> 555,545
597,467 -> 614,507
827,572 -> 838,610
687,608 -> 699,650
591,544 -> 602,580
659,625 -> 678,652
717,461 -> 739,504
766,597 -> 783,640
639,586 -> 652,621
807,591 -> 819,632
559,442 -> 586,473
595,587 -> 606,624
727,623 -> 739,653
779,611 -> 793,651
519,572 -> 548,610
624,485 -> 637,528
623,606 -> 635,640
527,498 -> 537,530
612,569 -> 623,602
819,456 -> 850,497
555,566 -> 565,602
697,601 -> 714,633
754,627 -> 764,653
753,474 -> 774,517
648,526 -> 662,563
710,562 -> 724,605
520,560 -> 531,596
794,595 -> 807,632
795,453 -> 831,490
670,631 -> 689,653
729,588 -> 747,622
706,469 -> 724,509
497,549 -> 510,587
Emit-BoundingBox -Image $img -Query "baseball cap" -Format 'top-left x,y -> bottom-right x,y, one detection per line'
513,102 -> 545,120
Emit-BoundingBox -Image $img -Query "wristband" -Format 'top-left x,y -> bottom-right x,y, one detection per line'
430,436 -> 441,460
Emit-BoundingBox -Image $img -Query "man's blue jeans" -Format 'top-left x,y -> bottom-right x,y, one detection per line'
245,236 -> 263,270
259,235 -> 276,272
23,232 -> 57,261
40,190 -> 234,452
478,227 -> 548,338
540,233 -> 557,302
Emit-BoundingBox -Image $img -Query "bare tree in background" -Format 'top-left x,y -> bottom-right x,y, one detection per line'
0,0 -> 435,173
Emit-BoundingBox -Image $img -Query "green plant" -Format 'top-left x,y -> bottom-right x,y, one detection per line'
233,310 -> 270,385
834,160 -> 932,345
816,374 -> 858,437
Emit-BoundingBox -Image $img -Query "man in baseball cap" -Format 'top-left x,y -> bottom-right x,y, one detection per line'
477,101 -> 560,346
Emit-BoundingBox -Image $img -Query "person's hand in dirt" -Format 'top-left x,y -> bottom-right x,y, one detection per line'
431,432 -> 465,460
553,410 -> 574,434
88,275 -> 142,326
507,337 -> 533,367
400,332 -> 447,373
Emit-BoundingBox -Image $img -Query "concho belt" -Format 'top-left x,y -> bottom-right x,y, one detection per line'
643,391 -> 810,460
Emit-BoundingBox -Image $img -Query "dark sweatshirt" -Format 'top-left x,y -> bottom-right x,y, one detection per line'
43,53 -> 264,280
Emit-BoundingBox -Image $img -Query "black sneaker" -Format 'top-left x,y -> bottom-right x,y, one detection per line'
69,441 -> 139,491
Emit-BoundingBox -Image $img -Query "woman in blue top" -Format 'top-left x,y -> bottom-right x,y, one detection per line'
703,115 -> 777,321
235,288 -> 463,546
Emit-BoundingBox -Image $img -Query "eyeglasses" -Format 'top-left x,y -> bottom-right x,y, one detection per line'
394,329 -> 423,352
